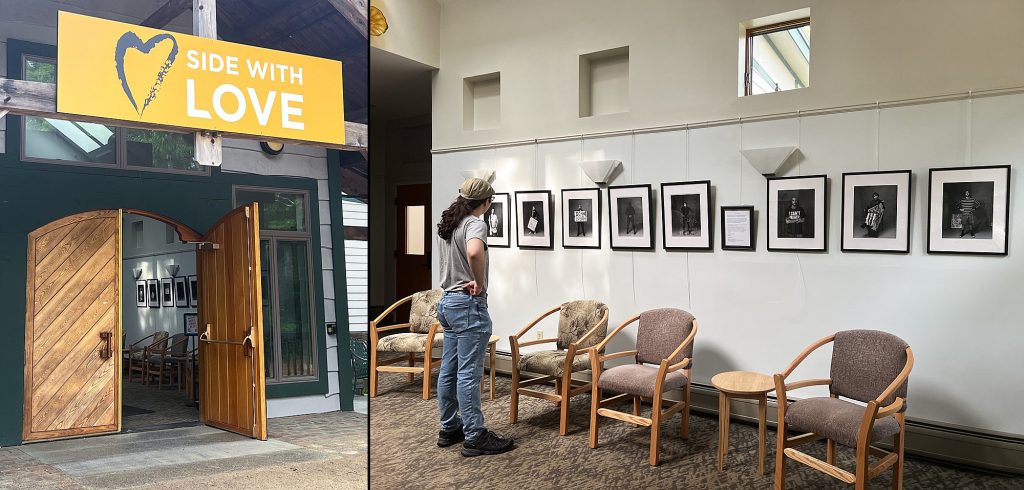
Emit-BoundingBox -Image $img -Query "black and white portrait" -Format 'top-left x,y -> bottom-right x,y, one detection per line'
515,190 -> 554,249
928,165 -> 1009,255
767,175 -> 827,252
561,188 -> 601,249
174,276 -> 189,308
188,275 -> 199,307
161,278 -> 174,307
484,193 -> 511,248
661,181 -> 712,250
136,280 -> 147,307
842,170 -> 911,253
608,184 -> 654,249
147,279 -> 160,308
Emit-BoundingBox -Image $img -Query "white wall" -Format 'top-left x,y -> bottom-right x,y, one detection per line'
432,93 -> 1024,436
370,0 -> 441,68
433,0 -> 1024,149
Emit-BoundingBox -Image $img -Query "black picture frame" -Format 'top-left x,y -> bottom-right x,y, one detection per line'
484,192 -> 511,248
136,280 -> 147,307
514,190 -> 554,250
174,276 -> 189,307
660,180 -> 712,250
608,184 -> 655,250
926,165 -> 1010,256
720,205 -> 756,251
766,174 -> 828,252
146,279 -> 160,308
187,275 -> 199,308
160,278 -> 174,307
561,187 -> 602,249
841,170 -> 912,254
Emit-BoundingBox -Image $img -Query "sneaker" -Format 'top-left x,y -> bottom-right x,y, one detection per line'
461,431 -> 514,457
437,427 -> 465,448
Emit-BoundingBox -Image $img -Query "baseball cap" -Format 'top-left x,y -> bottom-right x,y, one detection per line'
459,178 -> 494,200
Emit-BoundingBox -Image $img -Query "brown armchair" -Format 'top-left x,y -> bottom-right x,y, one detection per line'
588,308 -> 697,466
369,289 -> 443,400
128,331 -> 169,383
509,300 -> 608,436
146,333 -> 188,389
774,330 -> 914,490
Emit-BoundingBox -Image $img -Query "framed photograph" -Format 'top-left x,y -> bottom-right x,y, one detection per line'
927,165 -> 1010,255
183,313 -> 200,336
561,188 -> 601,249
135,280 -> 147,307
721,206 -> 755,251
483,192 -> 511,248
515,190 -> 554,249
608,184 -> 654,250
146,279 -> 161,308
187,275 -> 199,308
174,276 -> 189,307
767,175 -> 828,252
160,278 -> 174,307
841,170 -> 912,253
661,181 -> 712,250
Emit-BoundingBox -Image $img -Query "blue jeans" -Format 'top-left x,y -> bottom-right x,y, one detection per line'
436,291 -> 492,443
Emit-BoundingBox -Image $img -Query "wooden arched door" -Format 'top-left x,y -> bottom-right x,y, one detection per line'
23,210 -> 122,442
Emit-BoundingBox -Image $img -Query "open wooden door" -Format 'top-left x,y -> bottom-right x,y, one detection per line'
24,210 -> 122,442
196,203 -> 267,440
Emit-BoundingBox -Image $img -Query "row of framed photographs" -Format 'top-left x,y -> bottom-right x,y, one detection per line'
481,165 -> 1010,255
136,275 -> 199,308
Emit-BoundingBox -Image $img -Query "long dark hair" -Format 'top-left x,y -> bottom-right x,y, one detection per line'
438,196 -> 487,240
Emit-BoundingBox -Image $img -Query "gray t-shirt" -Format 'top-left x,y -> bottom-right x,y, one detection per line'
439,215 -> 489,294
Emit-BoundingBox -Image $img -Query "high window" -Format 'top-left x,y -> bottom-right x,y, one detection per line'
234,187 -> 318,383
744,18 -> 810,96
21,56 -> 201,173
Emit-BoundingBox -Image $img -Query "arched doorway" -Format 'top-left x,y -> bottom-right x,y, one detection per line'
23,206 -> 267,442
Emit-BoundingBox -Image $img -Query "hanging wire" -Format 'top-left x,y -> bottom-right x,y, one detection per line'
579,136 -> 587,299
875,103 -> 881,171
630,132 -> 637,306
738,118 -> 744,201
966,91 -> 974,166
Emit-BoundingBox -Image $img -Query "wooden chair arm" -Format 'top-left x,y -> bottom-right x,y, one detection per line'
598,350 -> 637,363
572,308 -> 610,350
779,334 -> 836,378
593,314 -> 640,352
371,295 -> 414,326
784,378 -> 832,391
424,322 -> 441,358
663,320 -> 698,367
875,397 -> 905,419
513,306 -> 561,340
667,357 -> 691,373
375,323 -> 412,333
517,338 -> 558,348
874,347 -> 914,405
130,333 -> 156,349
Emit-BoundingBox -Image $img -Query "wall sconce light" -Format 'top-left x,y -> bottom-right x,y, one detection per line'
133,268 -> 144,280
740,146 -> 798,176
166,264 -> 180,277
460,168 -> 496,183
579,159 -> 621,185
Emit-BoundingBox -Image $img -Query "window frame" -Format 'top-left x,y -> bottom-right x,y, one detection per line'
743,17 -> 810,96
19,54 -> 209,176
233,185 -> 318,384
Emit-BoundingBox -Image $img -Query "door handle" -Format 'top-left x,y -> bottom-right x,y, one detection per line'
99,332 -> 112,360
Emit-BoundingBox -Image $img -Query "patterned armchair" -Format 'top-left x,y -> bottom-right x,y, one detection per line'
588,308 -> 697,466
369,289 -> 444,400
774,330 -> 914,489
128,331 -> 169,383
509,300 -> 608,436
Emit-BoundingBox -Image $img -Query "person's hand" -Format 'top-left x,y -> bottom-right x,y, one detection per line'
464,281 -> 479,296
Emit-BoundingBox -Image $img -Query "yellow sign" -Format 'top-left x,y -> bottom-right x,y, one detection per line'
56,11 -> 345,145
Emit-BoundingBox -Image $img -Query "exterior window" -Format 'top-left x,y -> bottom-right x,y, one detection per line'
21,56 -> 199,173
744,19 -> 810,96
237,187 -> 316,382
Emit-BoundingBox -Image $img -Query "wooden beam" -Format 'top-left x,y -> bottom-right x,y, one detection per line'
142,0 -> 192,28
193,0 -> 222,166
0,78 -> 367,151
327,0 -> 369,40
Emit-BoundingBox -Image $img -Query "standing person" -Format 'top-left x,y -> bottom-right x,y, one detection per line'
625,202 -> 636,234
784,197 -> 806,238
574,203 -> 587,237
680,201 -> 693,235
958,189 -> 978,237
528,205 -> 540,235
860,192 -> 885,238
435,178 -> 515,457
487,206 -> 499,236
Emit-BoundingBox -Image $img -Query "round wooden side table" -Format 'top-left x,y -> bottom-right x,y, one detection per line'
711,370 -> 775,475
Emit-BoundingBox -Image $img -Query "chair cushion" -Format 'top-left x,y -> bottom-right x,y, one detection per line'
636,308 -> 695,366
597,364 -> 688,399
130,351 -> 146,361
557,300 -> 608,350
519,350 -> 591,377
785,397 -> 902,448
376,332 -> 443,353
830,330 -> 909,406
409,289 -> 443,334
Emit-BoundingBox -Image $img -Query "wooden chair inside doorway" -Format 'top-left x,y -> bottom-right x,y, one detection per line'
128,331 -> 169,383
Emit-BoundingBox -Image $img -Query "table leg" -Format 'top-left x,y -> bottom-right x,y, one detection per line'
718,393 -> 730,471
489,342 -> 496,400
758,394 -> 767,475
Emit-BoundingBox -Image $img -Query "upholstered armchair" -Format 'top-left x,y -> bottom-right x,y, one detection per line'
774,330 -> 914,490
369,289 -> 444,400
128,331 -> 169,383
588,308 -> 697,466
146,333 -> 188,389
509,300 -> 608,436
